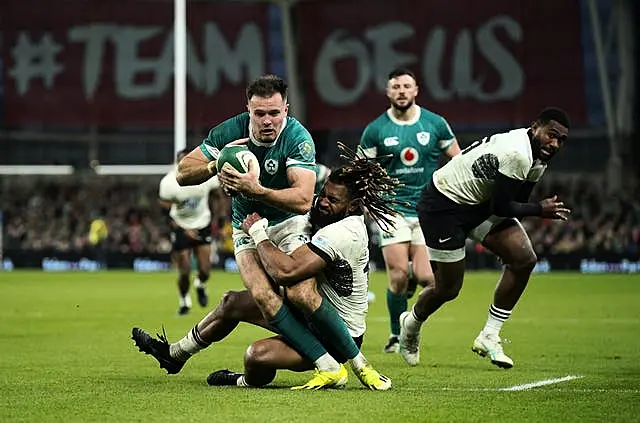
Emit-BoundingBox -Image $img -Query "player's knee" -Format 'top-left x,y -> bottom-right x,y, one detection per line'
433,282 -> 462,302
388,267 -> 410,291
440,288 -> 461,302
219,290 -> 244,318
243,342 -> 277,387
245,340 -> 273,367
419,274 -> 435,287
510,250 -> 537,273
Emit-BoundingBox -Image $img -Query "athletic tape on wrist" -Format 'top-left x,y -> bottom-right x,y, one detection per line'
248,218 -> 269,244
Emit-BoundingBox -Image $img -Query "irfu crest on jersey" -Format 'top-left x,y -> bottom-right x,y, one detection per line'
264,159 -> 279,175
416,131 -> 430,146
400,147 -> 419,166
298,141 -> 314,161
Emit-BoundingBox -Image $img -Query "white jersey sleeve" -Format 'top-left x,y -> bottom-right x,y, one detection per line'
432,128 -> 534,205
526,160 -> 547,182
310,215 -> 369,337
158,169 -> 217,230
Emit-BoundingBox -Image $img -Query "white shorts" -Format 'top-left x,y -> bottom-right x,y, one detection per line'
468,216 -> 514,243
232,214 -> 312,256
379,215 -> 425,247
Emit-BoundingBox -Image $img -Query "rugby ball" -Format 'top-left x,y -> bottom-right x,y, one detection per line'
216,145 -> 260,177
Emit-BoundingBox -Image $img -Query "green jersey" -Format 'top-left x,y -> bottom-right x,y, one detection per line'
359,107 -> 455,217
199,112 -> 316,228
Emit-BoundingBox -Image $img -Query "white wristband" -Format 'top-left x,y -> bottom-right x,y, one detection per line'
248,218 -> 269,244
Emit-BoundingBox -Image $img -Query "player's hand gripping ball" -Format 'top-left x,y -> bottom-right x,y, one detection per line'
216,145 -> 260,176
216,145 -> 260,196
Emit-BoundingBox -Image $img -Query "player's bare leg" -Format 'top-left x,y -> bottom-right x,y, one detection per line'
132,290 -> 267,374
193,244 -> 212,307
409,244 -> 435,294
412,259 -> 466,318
471,219 -> 536,368
236,250 -> 283,318
286,278 -> 392,390
483,219 -> 537,310
407,245 -> 435,305
196,290 -> 268,342
381,242 -> 410,353
399,259 -> 466,366
173,249 -> 192,315
235,250 -> 349,387
208,336 -> 314,388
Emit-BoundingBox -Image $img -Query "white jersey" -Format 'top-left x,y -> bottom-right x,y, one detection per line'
433,128 -> 546,205
159,169 -> 220,230
310,215 -> 369,337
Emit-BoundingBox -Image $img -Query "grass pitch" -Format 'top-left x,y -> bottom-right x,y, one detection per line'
1,270 -> 639,422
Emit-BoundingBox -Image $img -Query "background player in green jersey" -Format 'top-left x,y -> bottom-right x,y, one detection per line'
141,75 -> 387,389
359,69 -> 461,353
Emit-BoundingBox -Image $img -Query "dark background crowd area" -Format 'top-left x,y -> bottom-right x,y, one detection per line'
2,174 -> 638,258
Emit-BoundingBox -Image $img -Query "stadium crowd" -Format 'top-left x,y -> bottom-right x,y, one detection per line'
2,175 -> 639,258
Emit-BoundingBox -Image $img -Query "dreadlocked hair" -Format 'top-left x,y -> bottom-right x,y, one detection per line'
330,142 -> 408,233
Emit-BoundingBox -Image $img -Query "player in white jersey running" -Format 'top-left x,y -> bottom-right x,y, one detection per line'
159,149 -> 221,315
398,108 -> 571,369
133,145 -> 400,390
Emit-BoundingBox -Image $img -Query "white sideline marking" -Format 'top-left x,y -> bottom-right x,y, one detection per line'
398,387 -> 640,394
367,316 -> 640,324
499,375 -> 583,391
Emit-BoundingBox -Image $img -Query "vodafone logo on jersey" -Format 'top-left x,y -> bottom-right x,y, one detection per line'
400,147 -> 419,166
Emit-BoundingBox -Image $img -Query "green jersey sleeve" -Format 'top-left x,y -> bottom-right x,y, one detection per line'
434,116 -> 456,152
199,113 -> 250,160
284,120 -> 316,171
359,124 -> 379,158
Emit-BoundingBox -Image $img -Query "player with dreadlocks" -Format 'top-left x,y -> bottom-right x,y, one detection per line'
132,143 -> 399,390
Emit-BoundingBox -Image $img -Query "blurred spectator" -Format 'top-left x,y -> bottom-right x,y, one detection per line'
1,174 -> 638,261
0,175 -> 230,256
88,208 -> 109,268
518,176 -> 640,256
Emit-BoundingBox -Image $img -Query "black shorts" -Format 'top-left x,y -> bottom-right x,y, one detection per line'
284,299 -> 364,363
171,224 -> 212,251
417,181 -> 491,252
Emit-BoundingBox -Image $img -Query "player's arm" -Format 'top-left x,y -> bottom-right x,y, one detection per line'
237,136 -> 316,214
251,166 -> 315,214
176,114 -> 248,186
491,152 -> 569,219
158,199 -> 178,229
514,162 -> 546,202
258,243 -> 325,286
443,138 -> 461,158
242,214 -> 326,286
176,148 -> 217,186
358,124 -> 378,158
437,116 -> 461,159
491,174 -> 543,218
514,182 -> 536,203
158,179 -> 178,228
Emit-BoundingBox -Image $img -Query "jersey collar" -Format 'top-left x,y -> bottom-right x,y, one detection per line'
386,104 -> 421,125
249,117 -> 288,147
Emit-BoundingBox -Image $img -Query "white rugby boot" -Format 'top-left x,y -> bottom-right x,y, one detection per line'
472,331 -> 514,369
398,311 -> 421,366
